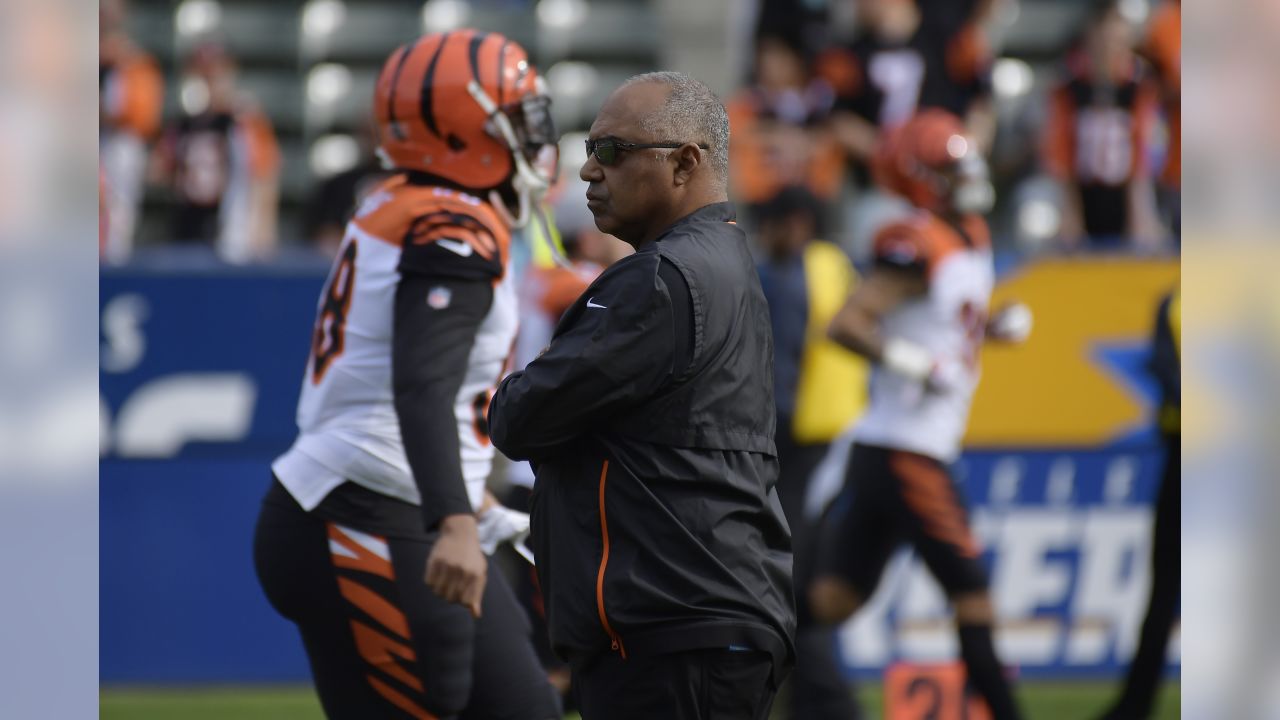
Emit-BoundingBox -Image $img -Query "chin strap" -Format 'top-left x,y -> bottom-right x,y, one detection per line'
950,145 -> 996,215
952,178 -> 995,215
466,80 -> 552,229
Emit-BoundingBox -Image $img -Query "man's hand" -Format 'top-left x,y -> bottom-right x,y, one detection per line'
425,514 -> 487,618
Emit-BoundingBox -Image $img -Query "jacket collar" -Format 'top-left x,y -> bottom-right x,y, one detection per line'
655,202 -> 738,243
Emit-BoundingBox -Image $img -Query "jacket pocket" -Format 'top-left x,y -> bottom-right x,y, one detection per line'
595,459 -> 627,658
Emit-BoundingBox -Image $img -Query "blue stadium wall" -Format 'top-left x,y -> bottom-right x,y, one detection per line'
100,258 -> 1179,683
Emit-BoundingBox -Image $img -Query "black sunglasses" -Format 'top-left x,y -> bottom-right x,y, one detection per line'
585,137 -> 711,166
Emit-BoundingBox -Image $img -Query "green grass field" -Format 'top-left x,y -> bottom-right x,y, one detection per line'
101,682 -> 1180,719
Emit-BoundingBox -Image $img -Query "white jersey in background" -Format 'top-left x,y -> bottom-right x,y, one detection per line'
855,212 -> 994,462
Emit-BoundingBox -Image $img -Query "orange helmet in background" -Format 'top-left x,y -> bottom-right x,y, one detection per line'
373,30 -> 557,227
872,109 -> 994,215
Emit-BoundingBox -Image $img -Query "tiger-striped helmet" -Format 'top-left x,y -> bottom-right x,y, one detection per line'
373,30 -> 557,226
872,109 -> 994,215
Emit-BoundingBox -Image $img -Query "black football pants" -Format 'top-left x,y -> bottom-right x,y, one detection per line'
254,480 -> 561,720
575,647 -> 777,720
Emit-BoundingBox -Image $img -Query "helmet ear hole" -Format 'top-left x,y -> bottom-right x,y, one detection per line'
447,134 -> 467,151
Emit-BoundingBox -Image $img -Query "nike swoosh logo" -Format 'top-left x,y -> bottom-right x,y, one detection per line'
436,238 -> 474,257
586,297 -> 607,309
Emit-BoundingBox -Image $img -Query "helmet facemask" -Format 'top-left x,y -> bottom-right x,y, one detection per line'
948,143 -> 995,215
923,133 -> 994,216
468,78 -> 559,228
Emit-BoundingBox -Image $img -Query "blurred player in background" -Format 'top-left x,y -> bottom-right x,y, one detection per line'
150,43 -> 280,263
1097,289 -> 1180,720
99,0 -> 163,263
1042,0 -> 1163,249
807,110 -> 1031,720
254,30 -> 561,719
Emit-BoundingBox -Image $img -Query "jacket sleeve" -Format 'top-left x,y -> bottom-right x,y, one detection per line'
489,256 -> 678,461
393,273 -> 493,530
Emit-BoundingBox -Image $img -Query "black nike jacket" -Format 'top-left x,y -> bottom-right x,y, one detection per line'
489,202 -> 795,681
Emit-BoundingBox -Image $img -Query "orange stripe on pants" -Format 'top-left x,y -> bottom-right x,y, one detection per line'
337,576 -> 411,640
367,674 -> 438,720
891,452 -> 980,558
328,524 -> 395,580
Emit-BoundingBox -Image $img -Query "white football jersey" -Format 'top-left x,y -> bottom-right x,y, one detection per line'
273,176 -> 518,512
854,212 -> 994,462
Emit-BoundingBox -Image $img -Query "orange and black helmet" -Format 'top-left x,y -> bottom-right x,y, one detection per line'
373,30 -> 556,194
872,109 -> 993,214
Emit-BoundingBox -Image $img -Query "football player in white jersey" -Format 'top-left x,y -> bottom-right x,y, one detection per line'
254,30 -> 562,719
805,110 -> 1031,720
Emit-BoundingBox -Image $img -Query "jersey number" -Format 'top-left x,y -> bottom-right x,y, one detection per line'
311,238 -> 358,384
1074,107 -> 1133,185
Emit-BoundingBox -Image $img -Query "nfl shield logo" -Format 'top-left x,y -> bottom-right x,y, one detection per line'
427,286 -> 452,309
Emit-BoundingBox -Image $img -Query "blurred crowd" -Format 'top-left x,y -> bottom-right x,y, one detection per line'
99,0 -> 1180,268
737,0 -> 1179,258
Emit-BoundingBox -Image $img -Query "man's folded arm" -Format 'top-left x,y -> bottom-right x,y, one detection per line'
490,261 -> 677,461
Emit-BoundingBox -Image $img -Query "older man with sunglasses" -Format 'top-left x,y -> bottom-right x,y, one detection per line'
490,72 -> 795,720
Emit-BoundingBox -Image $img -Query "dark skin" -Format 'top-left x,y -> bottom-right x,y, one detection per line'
581,82 -> 727,248
827,267 -> 928,363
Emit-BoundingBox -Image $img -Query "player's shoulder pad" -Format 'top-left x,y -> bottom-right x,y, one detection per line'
872,213 -> 936,275
352,177 -> 511,281
877,212 -> 982,279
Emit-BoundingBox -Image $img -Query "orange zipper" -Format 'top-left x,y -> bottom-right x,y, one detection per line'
595,459 -> 627,658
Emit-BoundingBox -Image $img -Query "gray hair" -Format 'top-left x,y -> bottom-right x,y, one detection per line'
620,71 -> 730,187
